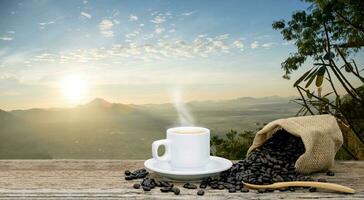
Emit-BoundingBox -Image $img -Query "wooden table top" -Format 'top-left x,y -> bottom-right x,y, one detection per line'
0,160 -> 363,199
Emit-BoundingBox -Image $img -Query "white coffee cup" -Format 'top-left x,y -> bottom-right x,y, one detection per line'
152,127 -> 210,169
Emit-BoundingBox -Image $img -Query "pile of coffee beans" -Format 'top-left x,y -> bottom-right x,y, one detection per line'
227,129 -> 312,185
125,168 -> 183,195
124,169 -> 149,180
124,129 -> 334,195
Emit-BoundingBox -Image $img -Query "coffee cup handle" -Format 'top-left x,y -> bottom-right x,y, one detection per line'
152,139 -> 170,161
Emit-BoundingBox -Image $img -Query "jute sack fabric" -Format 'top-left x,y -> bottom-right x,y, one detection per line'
247,115 -> 343,174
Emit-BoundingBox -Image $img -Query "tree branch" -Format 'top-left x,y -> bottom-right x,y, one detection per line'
297,85 -> 364,145
334,10 -> 364,33
337,40 -> 364,48
323,22 -> 362,102
335,46 -> 364,83
296,87 -> 314,115
325,61 -> 339,97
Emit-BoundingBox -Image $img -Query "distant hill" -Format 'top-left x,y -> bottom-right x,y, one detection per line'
0,109 -> 51,159
8,98 -> 171,159
142,96 -> 299,132
1,96 -> 300,159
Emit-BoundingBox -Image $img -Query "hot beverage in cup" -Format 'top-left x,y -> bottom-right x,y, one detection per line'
152,127 -> 210,169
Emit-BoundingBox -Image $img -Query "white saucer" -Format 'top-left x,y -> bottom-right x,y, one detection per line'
144,156 -> 232,181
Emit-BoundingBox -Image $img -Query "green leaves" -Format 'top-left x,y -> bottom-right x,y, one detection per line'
294,68 -> 312,87
315,75 -> 324,87
272,20 -> 285,29
323,92 -> 333,97
306,89 -> 313,99
305,67 -> 318,81
315,66 -> 326,87
323,52 -> 335,60
281,54 -> 306,75
317,66 -> 326,76
344,63 -> 353,72
294,66 -> 326,88
305,69 -> 318,88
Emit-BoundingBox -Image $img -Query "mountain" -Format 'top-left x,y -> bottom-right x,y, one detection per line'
0,109 -> 51,159
142,96 -> 299,132
0,109 -> 17,124
1,96 -> 300,159
9,98 -> 171,159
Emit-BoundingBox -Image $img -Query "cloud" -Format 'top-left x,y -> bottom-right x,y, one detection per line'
125,30 -> 140,39
39,21 -> 55,29
0,73 -> 21,92
250,41 -> 259,49
216,34 -> 229,40
128,14 -> 138,21
155,27 -> 165,34
80,12 -> 92,19
261,42 -> 276,49
233,40 -> 244,49
7,31 -> 15,34
181,11 -> 195,16
0,37 -> 13,41
150,15 -> 166,24
83,0 -> 88,4
99,19 -> 114,38
25,33 -> 249,65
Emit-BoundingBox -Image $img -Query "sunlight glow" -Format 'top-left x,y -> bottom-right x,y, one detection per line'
60,75 -> 88,104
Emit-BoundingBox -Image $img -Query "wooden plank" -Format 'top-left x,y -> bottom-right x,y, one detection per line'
0,160 -> 363,199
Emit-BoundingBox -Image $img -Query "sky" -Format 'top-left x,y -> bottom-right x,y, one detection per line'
0,0 -> 362,110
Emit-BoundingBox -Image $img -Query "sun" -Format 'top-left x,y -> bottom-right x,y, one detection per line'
60,75 -> 88,104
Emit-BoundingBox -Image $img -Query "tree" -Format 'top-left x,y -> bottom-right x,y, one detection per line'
272,0 -> 364,159
210,130 -> 255,160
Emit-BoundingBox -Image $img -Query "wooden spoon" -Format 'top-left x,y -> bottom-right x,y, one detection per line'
243,181 -> 355,194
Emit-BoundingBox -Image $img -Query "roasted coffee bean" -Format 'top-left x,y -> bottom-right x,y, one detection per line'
228,188 -> 236,193
197,190 -> 205,196
326,170 -> 335,176
288,186 -> 295,192
218,185 -> 225,190
211,184 -> 219,189
257,189 -> 266,193
125,176 -> 133,180
160,187 -> 170,193
199,184 -> 207,189
183,183 -> 190,188
278,187 -> 288,192
142,186 -> 151,191
240,188 -> 249,193
124,170 -> 131,176
266,188 -> 275,192
172,187 -> 180,195
187,184 -> 197,189
309,187 -> 317,192
133,183 -> 140,189
318,178 -> 327,182
161,181 -> 171,187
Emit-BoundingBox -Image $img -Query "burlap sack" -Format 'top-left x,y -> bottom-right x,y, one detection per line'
247,115 -> 343,174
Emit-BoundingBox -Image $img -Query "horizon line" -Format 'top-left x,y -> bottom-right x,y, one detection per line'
3,95 -> 298,112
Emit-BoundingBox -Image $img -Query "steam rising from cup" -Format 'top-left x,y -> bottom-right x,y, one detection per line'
170,88 -> 195,126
